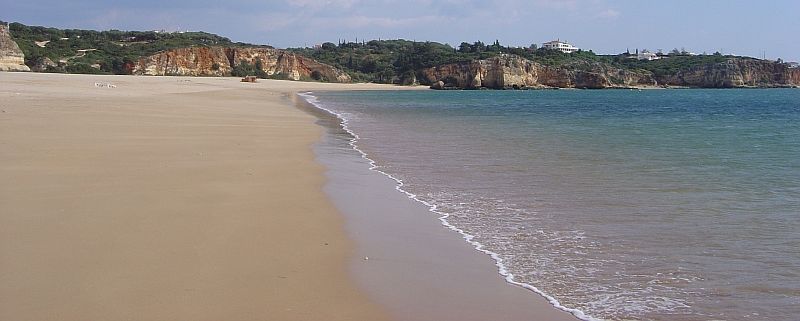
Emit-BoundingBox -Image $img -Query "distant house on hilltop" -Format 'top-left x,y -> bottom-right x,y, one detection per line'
637,51 -> 660,61
624,49 -> 664,61
542,40 -> 579,54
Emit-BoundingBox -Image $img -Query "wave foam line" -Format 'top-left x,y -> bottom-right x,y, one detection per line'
299,92 -> 602,321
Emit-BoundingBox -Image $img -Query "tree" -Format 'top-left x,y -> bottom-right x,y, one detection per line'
472,41 -> 486,53
65,63 -> 101,74
488,39 -> 502,52
361,56 -> 378,73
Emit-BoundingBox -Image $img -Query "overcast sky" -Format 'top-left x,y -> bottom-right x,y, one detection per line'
3,0 -> 799,61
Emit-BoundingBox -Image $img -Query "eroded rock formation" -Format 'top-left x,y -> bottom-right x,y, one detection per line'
0,24 -> 31,72
421,54 -> 655,89
134,46 -> 351,82
422,54 -> 799,89
29,57 -> 58,72
657,58 -> 800,88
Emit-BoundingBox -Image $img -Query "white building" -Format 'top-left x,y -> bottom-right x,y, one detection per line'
637,51 -> 661,61
542,40 -> 580,54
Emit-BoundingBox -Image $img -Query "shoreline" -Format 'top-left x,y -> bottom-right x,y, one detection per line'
1,72 -> 577,321
300,92 -> 581,321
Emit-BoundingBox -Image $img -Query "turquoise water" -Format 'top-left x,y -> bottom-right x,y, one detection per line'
307,89 -> 800,321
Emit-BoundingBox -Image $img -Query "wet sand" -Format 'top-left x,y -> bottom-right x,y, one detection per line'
310,101 -> 580,321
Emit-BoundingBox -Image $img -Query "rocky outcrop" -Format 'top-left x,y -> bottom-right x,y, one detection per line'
658,58 -> 800,88
422,54 -> 800,89
421,54 -> 655,89
133,46 -> 351,82
0,24 -> 31,72
134,47 -> 229,76
29,56 -> 58,72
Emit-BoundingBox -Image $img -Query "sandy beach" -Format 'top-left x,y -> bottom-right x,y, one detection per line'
0,73 -> 401,321
1,72 -> 576,321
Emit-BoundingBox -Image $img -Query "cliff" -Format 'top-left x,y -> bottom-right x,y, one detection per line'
421,54 -> 655,89
0,24 -> 31,72
423,55 -> 799,89
134,46 -> 351,82
657,57 -> 800,88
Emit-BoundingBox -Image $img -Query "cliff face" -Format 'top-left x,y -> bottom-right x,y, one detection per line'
421,55 -> 655,89
134,46 -> 351,82
134,47 -> 229,76
423,55 -> 799,89
0,24 -> 31,72
658,58 -> 800,88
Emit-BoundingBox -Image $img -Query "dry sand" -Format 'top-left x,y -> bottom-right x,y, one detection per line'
1,72 -> 577,321
0,73 -> 408,321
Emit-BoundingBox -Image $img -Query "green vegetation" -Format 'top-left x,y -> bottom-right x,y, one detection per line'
289,39 -> 765,84
7,22 -> 264,74
4,21 -> 765,83
231,61 -> 266,78
288,36 -> 782,85
614,54 -> 753,78
229,60 -> 298,80
287,39 -> 615,83
289,40 -> 468,83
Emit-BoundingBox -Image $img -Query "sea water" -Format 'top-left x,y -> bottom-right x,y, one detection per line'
303,89 -> 800,321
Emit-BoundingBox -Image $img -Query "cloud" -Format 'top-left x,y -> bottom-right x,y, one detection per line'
595,8 -> 621,19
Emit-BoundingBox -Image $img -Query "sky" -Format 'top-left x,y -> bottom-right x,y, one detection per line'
3,0 -> 799,62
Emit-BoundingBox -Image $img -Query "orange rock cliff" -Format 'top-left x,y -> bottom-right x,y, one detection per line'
133,46 -> 351,82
